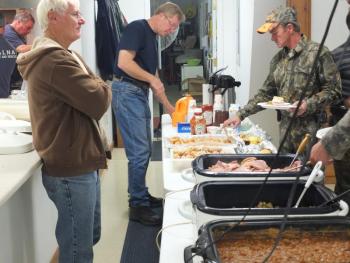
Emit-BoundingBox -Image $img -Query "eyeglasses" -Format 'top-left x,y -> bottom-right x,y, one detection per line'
69,11 -> 83,19
164,15 -> 178,30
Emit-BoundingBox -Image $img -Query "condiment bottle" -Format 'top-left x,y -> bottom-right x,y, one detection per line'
187,99 -> 197,122
214,110 -> 229,126
190,107 -> 206,135
201,104 -> 213,126
213,94 -> 223,125
229,104 -> 240,119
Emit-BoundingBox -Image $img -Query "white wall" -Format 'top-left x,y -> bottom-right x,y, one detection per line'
246,0 -> 284,146
119,0 -> 151,22
217,0 -> 283,145
216,0 -> 237,108
312,0 -> 349,50
79,0 -> 96,72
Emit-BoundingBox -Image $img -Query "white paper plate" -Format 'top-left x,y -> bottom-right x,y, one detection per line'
178,200 -> 193,220
258,102 -> 297,110
0,133 -> 33,154
0,120 -> 31,133
181,168 -> 195,183
316,127 -> 332,139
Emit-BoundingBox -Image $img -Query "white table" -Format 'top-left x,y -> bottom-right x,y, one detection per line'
159,114 -> 279,262
159,190 -> 198,263
161,114 -> 196,193
160,115 -> 197,262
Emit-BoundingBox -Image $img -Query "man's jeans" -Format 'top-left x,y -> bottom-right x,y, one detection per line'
112,81 -> 152,206
42,170 -> 101,263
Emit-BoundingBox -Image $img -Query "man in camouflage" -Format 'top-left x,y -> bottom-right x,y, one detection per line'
311,8 -> 350,206
225,7 -> 341,153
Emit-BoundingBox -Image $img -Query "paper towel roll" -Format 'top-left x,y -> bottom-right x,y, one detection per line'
202,84 -> 212,105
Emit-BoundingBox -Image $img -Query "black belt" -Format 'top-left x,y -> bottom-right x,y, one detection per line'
118,76 -> 149,89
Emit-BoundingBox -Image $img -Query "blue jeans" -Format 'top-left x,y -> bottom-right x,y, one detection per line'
42,170 -> 101,263
112,81 -> 152,206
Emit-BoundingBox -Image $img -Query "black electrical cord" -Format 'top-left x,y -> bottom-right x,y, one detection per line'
184,1 -> 340,262
262,1 -> 340,262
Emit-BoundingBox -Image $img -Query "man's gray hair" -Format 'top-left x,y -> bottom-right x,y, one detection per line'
14,10 -> 35,24
36,0 -> 79,31
155,2 -> 186,23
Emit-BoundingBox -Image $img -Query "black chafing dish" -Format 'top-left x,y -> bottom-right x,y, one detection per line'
184,217 -> 350,263
191,154 -> 313,183
190,180 -> 348,229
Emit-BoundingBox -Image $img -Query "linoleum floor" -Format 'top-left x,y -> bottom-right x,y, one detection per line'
94,148 -> 164,262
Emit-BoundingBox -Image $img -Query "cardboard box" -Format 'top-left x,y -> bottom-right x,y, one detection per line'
181,77 -> 205,93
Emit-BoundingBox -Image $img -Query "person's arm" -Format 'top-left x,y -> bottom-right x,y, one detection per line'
16,44 -> 31,53
225,61 -> 278,127
154,71 -> 174,114
51,51 -> 111,120
304,48 -> 342,116
236,58 -> 279,120
310,141 -> 333,165
321,110 -> 350,160
118,50 -> 174,114
310,110 -> 350,164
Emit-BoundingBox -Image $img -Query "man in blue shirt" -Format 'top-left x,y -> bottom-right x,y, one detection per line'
4,11 -> 34,53
112,2 -> 185,226
4,11 -> 34,92
0,36 -> 17,98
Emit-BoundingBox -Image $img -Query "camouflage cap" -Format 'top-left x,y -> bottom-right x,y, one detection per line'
257,7 -> 298,34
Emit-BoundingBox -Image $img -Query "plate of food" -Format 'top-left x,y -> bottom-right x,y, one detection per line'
258,96 -> 297,110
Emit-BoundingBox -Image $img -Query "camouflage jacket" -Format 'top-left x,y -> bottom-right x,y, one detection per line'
322,110 -> 350,160
239,35 -> 341,120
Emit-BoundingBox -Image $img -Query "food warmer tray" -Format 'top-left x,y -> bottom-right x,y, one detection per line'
188,180 -> 348,230
188,154 -> 313,183
184,217 -> 350,263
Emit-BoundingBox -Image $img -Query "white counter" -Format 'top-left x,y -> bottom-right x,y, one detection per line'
0,96 -> 113,263
160,115 -> 197,263
0,98 -> 30,121
0,150 -> 41,206
0,149 -> 58,263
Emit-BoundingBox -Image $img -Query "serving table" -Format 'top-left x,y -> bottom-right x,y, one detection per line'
159,114 -> 276,262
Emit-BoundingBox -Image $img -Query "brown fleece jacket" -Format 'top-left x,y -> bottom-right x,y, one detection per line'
17,37 -> 112,177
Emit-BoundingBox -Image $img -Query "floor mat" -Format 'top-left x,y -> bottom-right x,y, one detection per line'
151,141 -> 162,161
120,208 -> 162,263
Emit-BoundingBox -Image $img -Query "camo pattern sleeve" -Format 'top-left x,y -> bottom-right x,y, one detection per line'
304,44 -> 342,115
238,55 -> 280,120
238,35 -> 341,120
322,110 -> 350,160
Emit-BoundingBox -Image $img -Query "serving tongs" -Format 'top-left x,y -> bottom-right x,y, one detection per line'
289,133 -> 311,167
294,161 -> 322,208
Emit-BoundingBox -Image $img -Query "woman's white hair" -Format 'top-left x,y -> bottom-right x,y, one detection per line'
36,0 -> 80,31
